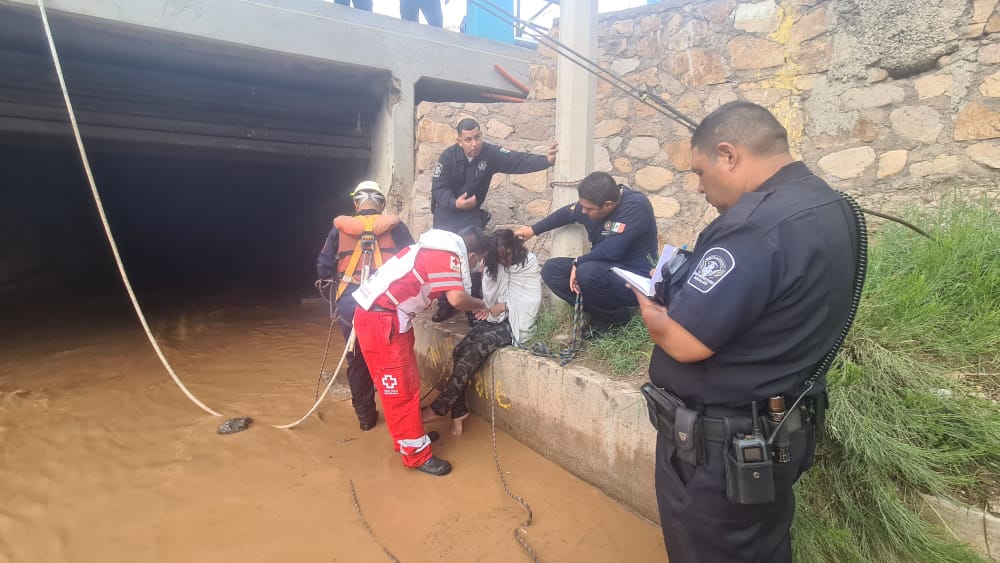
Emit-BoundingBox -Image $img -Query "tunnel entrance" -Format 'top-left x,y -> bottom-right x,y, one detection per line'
0,5 -> 388,303
1,140 -> 365,300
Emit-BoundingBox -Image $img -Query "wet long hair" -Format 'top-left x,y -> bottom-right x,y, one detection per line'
484,229 -> 528,279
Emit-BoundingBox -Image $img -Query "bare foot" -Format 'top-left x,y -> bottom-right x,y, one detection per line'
450,412 -> 470,436
421,406 -> 444,423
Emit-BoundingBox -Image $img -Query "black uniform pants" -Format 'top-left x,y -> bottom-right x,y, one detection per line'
430,321 -> 512,419
654,419 -> 816,563
542,257 -> 636,327
335,289 -> 377,424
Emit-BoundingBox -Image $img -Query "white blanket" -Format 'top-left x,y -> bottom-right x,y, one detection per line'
482,252 -> 542,345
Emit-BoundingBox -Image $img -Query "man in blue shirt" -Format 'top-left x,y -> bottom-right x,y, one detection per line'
514,171 -> 658,334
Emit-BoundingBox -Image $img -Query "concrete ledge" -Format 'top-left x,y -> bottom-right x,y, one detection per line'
413,314 -> 659,522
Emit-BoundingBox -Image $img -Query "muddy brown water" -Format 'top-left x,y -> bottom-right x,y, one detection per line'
0,296 -> 665,562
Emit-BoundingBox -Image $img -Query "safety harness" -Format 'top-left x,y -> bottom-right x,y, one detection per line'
333,213 -> 400,300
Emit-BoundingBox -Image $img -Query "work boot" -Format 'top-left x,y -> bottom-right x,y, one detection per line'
358,410 -> 379,432
432,302 -> 456,322
415,455 -> 452,476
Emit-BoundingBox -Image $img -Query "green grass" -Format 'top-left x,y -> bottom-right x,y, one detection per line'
793,198 -> 1000,563
528,198 -> 1000,561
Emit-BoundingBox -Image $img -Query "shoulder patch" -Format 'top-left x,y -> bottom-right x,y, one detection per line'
449,255 -> 461,272
686,247 -> 735,294
432,162 -> 443,178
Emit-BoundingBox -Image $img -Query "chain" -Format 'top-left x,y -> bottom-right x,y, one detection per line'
489,368 -> 541,563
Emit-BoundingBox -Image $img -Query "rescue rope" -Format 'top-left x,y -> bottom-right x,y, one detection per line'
488,365 -> 541,563
36,0 -> 223,418
349,479 -> 402,563
38,0 -> 353,429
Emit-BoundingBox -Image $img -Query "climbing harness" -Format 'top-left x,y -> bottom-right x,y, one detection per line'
335,215 -> 386,301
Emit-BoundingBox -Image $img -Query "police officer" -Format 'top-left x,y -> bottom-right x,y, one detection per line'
515,171 -> 658,335
430,117 -> 557,322
316,181 -> 414,431
632,101 -> 859,562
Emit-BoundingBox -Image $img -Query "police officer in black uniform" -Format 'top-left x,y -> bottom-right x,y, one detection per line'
515,171 -> 658,334
430,117 -> 557,321
632,102 -> 859,562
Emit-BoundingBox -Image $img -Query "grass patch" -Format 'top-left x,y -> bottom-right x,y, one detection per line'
793,198 -> 1000,562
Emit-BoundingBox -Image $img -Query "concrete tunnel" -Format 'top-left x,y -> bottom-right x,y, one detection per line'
0,5 -> 391,299
0,1 -> 535,301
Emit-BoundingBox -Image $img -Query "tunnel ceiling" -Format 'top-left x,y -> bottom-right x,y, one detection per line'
0,4 -> 387,163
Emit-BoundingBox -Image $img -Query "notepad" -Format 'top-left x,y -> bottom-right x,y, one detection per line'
611,267 -> 656,297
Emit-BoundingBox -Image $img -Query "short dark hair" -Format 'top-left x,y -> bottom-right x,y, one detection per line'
691,101 -> 789,160
577,172 -> 621,205
484,229 -> 528,279
456,118 -> 480,134
457,225 -> 489,256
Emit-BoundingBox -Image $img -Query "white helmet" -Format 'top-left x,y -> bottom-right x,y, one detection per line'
352,181 -> 386,206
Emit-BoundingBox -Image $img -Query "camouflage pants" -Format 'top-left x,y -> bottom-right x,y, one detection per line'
430,320 -> 512,419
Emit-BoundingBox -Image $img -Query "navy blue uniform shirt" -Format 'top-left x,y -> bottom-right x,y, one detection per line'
649,162 -> 858,409
531,186 -> 659,275
431,142 -> 550,233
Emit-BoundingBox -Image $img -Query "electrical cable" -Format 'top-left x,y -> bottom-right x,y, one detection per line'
467,0 -> 698,131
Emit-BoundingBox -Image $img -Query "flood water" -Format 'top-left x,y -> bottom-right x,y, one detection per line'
0,295 -> 665,562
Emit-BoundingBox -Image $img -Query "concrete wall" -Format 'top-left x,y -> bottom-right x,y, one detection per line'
403,0 -> 1000,246
412,315 -> 660,522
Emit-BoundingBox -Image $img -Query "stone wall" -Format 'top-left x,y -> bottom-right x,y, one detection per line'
402,0 -> 999,246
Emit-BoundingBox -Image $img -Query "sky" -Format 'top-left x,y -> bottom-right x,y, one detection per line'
364,0 -> 651,31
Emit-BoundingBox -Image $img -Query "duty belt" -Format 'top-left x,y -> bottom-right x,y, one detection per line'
640,383 -> 804,445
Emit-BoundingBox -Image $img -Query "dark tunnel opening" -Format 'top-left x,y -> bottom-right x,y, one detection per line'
1,138 -> 366,304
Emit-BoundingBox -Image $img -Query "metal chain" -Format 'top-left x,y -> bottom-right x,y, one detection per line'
349,479 -> 401,563
489,368 -> 541,563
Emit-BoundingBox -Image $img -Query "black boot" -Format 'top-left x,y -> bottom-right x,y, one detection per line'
415,456 -> 452,476
357,409 -> 379,432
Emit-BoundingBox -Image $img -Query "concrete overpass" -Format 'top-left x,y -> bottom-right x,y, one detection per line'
0,0 -> 537,191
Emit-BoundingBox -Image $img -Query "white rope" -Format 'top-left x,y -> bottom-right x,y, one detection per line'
272,328 -> 354,429
38,0 -> 359,429
35,0 -> 224,417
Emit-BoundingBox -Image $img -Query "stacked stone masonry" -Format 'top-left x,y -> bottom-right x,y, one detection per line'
402,0 -> 999,247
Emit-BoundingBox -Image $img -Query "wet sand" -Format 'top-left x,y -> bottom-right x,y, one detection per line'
0,297 -> 665,562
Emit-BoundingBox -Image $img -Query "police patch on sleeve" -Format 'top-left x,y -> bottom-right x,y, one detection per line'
687,247 -> 735,293
432,162 -> 443,178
